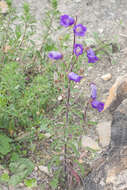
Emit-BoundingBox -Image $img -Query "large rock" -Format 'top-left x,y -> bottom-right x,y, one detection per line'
84,75 -> 127,190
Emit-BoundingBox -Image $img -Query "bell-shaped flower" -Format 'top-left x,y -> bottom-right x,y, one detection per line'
91,99 -> 104,112
73,44 -> 84,56
68,72 -> 83,82
73,24 -> 87,36
87,48 -> 98,63
48,51 -> 63,60
90,83 -> 97,99
60,14 -> 74,27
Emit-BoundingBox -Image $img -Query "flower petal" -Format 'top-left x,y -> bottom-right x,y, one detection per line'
97,102 -> 104,112
90,83 -> 97,99
91,99 -> 104,112
73,24 -> 87,36
60,14 -> 74,27
73,44 -> 84,56
68,72 -> 83,82
48,51 -> 63,60
87,48 -> 98,63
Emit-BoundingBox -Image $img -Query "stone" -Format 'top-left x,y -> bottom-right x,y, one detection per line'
98,28 -> 104,33
101,73 -> 112,81
34,166 -> 38,171
58,95 -> 63,101
38,165 -> 50,175
44,133 -> 51,138
81,136 -> 101,151
96,121 -> 111,147
19,183 -> 24,187
104,75 -> 127,111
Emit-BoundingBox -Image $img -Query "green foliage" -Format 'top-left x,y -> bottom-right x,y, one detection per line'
0,134 -> 12,155
10,152 -> 20,162
51,0 -> 58,9
0,173 -> 10,183
9,158 -> 34,186
50,177 -> 59,189
6,0 -> 12,7
24,178 -> 37,188
0,62 -> 25,130
0,1 -> 61,186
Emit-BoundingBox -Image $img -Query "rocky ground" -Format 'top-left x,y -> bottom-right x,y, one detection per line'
0,0 -> 127,189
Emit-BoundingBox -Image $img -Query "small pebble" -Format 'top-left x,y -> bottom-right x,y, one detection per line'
38,166 -> 50,175
58,95 -> 63,101
101,73 -> 112,81
98,28 -> 104,33
34,166 -> 38,171
44,133 -> 51,138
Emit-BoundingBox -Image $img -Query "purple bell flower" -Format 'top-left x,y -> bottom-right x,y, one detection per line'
91,99 -> 104,112
87,48 -> 99,63
90,83 -> 104,112
60,15 -> 74,27
68,72 -> 83,82
48,51 -> 63,60
73,24 -> 87,37
73,44 -> 84,56
90,83 -> 97,99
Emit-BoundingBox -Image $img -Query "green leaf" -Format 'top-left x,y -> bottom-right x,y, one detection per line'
6,0 -> 12,7
87,120 -> 98,126
50,178 -> 58,189
24,178 -> 37,188
63,34 -> 70,41
23,2 -> 30,13
15,25 -> 21,39
9,158 -> 34,186
10,152 -> 20,162
51,0 -> 58,9
0,173 -> 9,182
0,134 -> 12,155
68,142 -> 80,156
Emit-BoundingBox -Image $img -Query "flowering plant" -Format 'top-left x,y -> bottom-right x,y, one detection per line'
48,13 -> 104,189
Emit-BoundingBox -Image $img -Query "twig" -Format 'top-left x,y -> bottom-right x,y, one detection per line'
120,33 -> 127,38
83,99 -> 90,123
64,79 -> 71,188
19,23 -> 27,48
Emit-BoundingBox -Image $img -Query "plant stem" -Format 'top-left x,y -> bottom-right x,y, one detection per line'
64,79 -> 71,188
19,23 -> 27,48
72,16 -> 77,55
64,15 -> 78,189
70,56 -> 78,71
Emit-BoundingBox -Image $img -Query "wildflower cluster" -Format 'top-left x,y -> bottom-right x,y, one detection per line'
48,14 -> 104,112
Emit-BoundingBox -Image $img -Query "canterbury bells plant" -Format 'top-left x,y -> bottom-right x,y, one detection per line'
48,14 -> 104,188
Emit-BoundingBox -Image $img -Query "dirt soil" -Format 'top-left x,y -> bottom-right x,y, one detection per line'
1,0 -> 127,189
